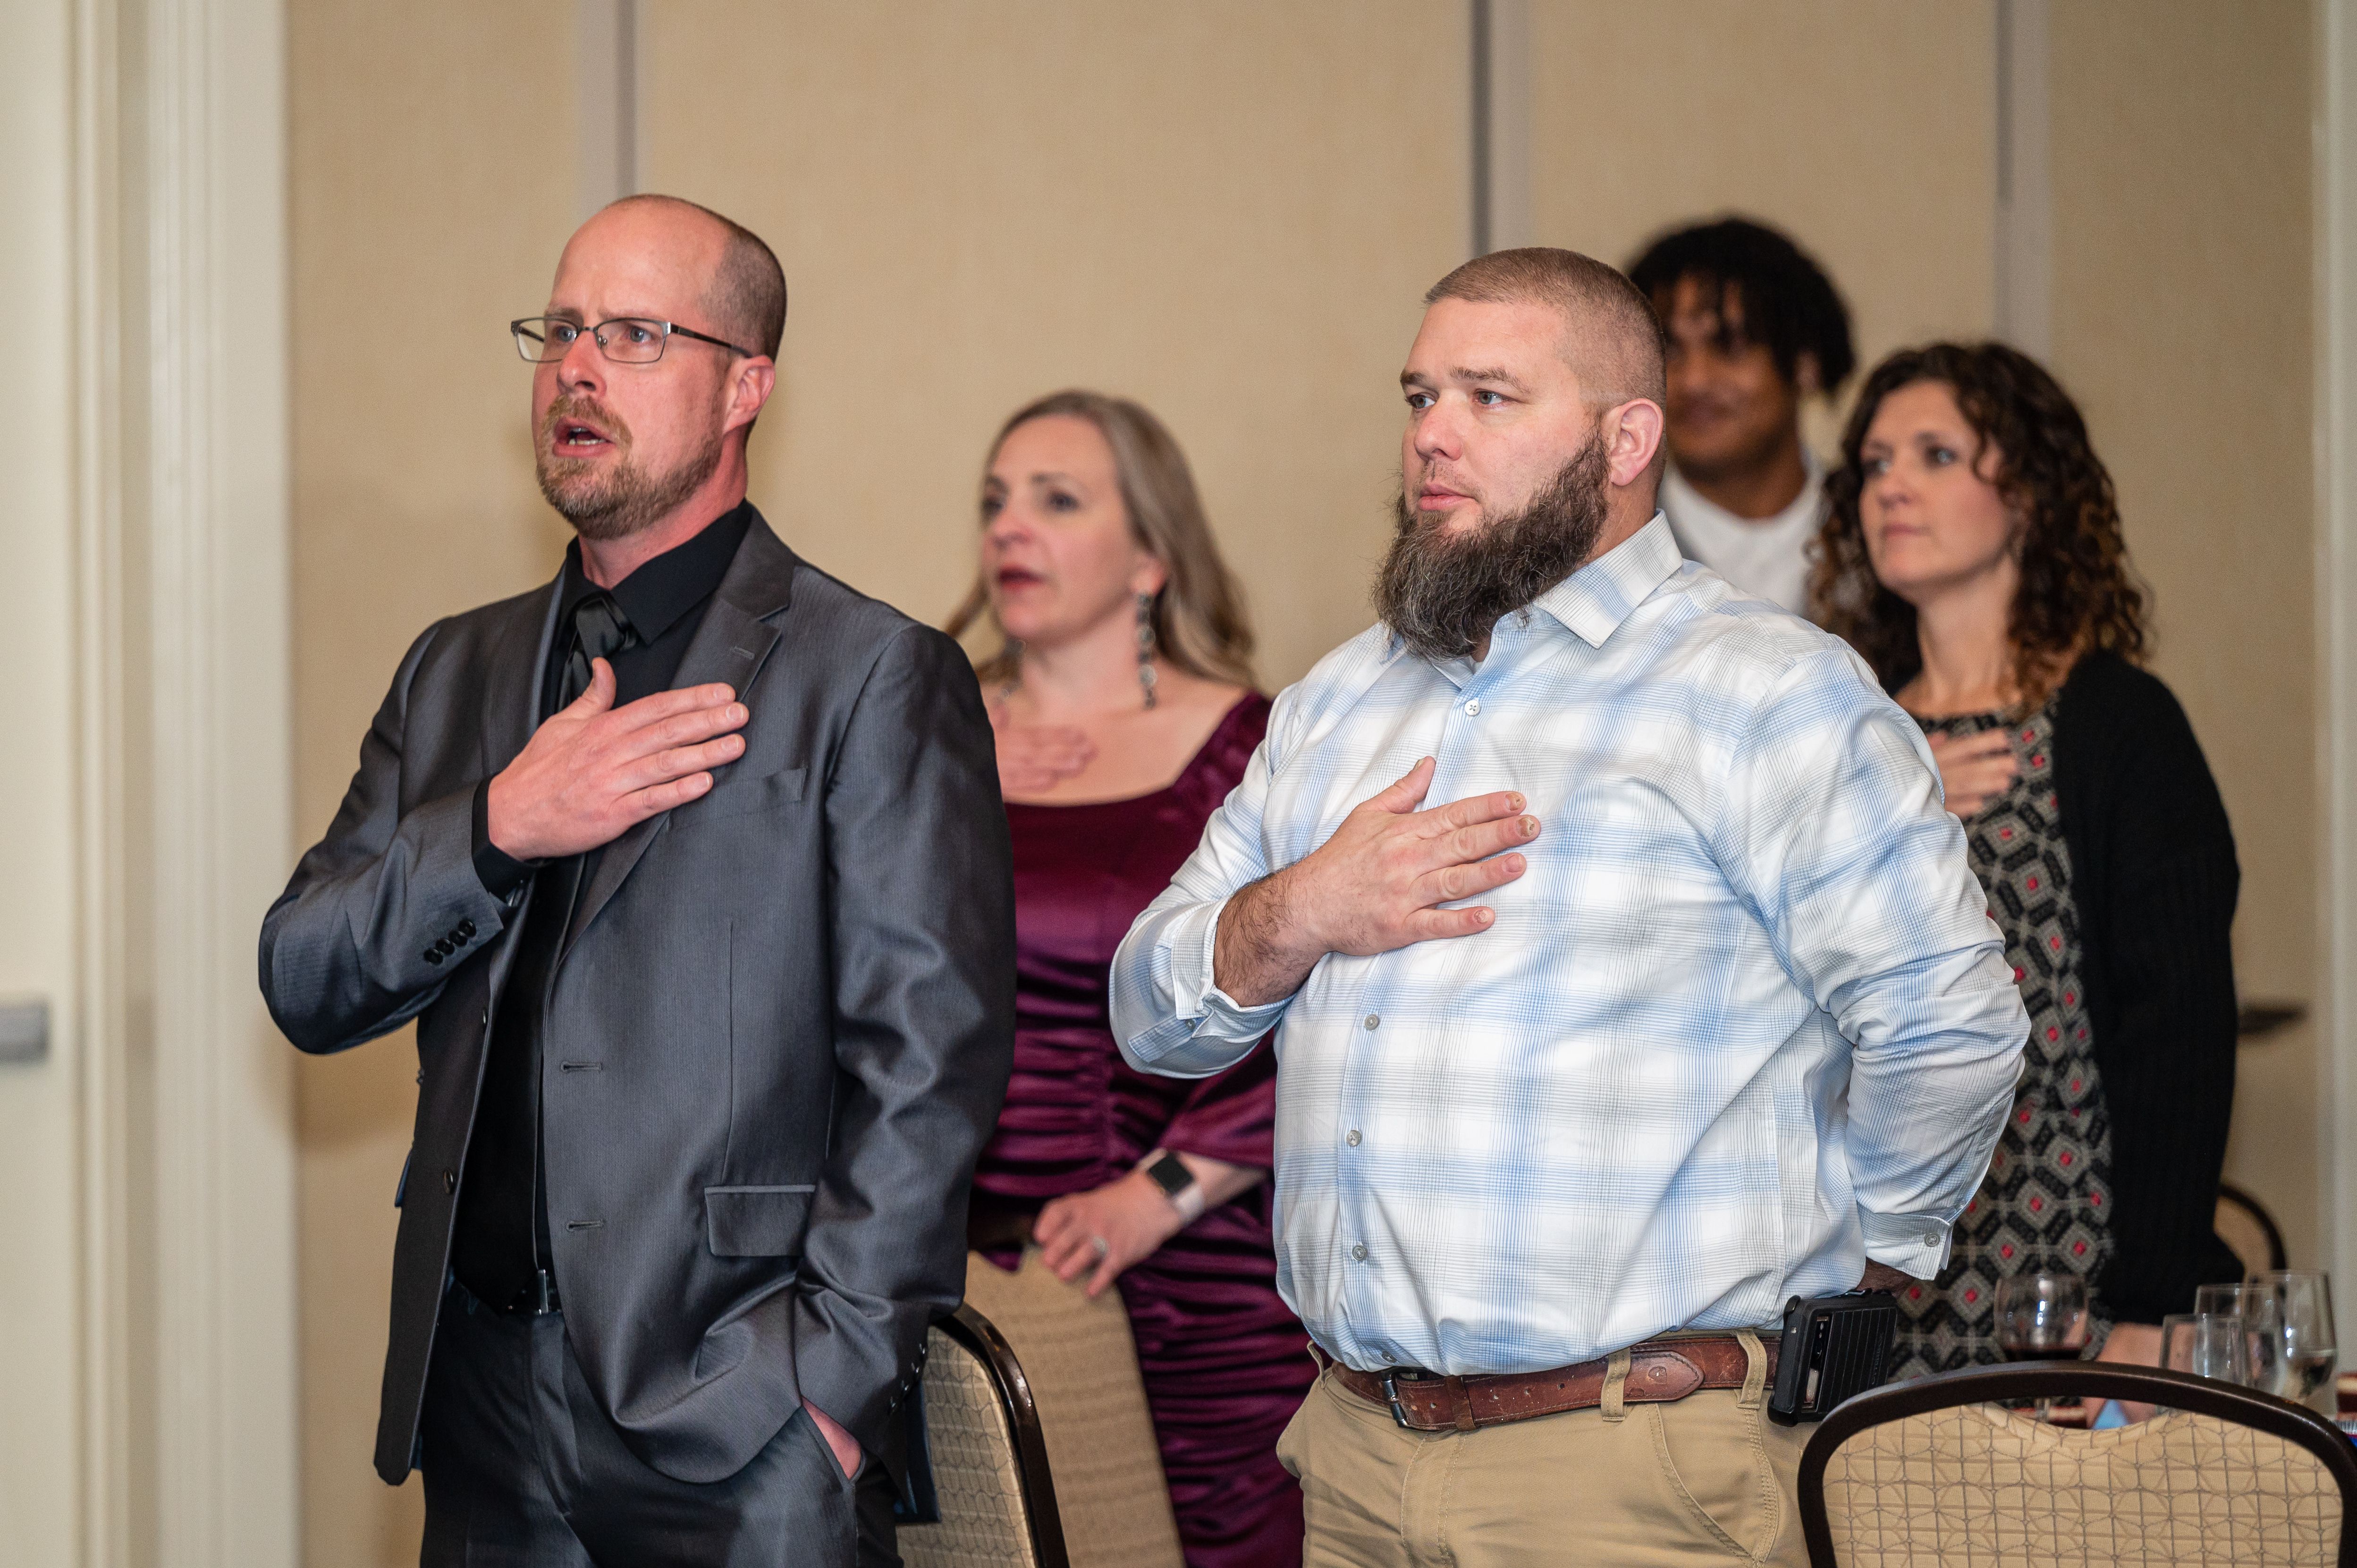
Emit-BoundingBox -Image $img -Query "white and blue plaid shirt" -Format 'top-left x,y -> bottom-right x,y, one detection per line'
1112,515 -> 2027,1376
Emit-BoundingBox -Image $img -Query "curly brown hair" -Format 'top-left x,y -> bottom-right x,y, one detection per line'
1813,341 -> 2147,711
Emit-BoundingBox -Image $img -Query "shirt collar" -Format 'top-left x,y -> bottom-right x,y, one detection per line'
559,500 -> 755,642
1525,512 -> 1682,649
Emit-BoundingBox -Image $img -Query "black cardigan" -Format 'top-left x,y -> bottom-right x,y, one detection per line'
2048,651 -> 2244,1324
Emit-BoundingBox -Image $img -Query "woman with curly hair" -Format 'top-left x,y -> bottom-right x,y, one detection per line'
1814,342 -> 2243,1378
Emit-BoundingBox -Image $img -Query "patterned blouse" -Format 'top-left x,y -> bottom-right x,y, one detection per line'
1892,699 -> 2116,1377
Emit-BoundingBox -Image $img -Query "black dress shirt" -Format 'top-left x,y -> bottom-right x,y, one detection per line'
449,502 -> 753,1310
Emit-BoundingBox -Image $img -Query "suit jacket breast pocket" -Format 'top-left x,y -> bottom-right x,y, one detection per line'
705,1184 -> 817,1257
690,764 -> 807,825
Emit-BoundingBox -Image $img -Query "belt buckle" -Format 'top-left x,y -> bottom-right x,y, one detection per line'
1381,1372 -> 1413,1429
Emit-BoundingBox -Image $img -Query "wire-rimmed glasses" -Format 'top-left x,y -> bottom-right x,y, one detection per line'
510,316 -> 757,364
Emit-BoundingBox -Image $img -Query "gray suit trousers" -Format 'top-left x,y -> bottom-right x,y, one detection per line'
418,1281 -> 900,1568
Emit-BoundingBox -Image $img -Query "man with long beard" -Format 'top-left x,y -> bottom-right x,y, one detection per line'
262,195 -> 1013,1565
1111,248 -> 2027,1565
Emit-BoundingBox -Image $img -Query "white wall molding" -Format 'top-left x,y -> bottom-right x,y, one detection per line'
2319,0 -> 2357,1303
1994,0 -> 2052,356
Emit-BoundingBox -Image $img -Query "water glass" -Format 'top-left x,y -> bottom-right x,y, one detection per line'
2160,1312 -> 2252,1384
2255,1271 -> 2339,1416
1994,1273 -> 2091,1362
2194,1282 -> 2285,1394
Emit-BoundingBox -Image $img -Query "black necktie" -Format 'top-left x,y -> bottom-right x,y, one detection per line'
561,592 -> 639,707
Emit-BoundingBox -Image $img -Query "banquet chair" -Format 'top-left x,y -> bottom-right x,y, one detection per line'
2219,1181 -> 2291,1276
955,1247 -> 1186,1568
1798,1361 -> 2357,1567
898,1304 -> 1071,1568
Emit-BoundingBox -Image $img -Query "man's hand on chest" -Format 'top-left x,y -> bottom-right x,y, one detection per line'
486,658 -> 749,862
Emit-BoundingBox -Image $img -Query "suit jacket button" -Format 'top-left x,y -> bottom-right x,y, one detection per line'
441,1169 -> 456,1194
457,919 -> 476,938
423,950 -> 443,966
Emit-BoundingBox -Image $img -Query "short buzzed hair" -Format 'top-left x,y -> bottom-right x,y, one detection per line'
1425,247 -> 1668,406
611,193 -> 788,360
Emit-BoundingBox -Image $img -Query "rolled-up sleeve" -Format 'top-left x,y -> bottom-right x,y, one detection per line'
1113,700 -> 1295,1079
1721,650 -> 2029,1279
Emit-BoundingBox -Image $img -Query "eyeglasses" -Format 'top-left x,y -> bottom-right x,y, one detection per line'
510,316 -> 757,365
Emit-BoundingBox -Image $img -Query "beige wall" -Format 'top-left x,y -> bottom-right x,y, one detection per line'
2047,0 -> 2321,1264
1527,0 -> 2000,445
638,1 -> 1469,688
289,4 -> 577,1562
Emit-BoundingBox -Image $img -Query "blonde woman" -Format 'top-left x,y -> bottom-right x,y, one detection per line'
948,391 -> 1305,1568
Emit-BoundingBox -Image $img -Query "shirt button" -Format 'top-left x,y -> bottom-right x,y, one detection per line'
1922,1231 -> 1941,1247
1363,1014 -> 1380,1030
1464,698 -> 1481,716
1351,1243 -> 1369,1262
1346,1129 -> 1362,1146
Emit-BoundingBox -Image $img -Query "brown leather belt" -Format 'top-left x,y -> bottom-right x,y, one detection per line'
1330,1334 -> 1778,1432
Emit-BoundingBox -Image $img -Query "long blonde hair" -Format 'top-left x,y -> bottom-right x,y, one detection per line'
946,390 -> 1255,687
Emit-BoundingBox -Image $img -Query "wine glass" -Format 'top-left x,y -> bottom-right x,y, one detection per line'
2161,1312 -> 2252,1385
1996,1273 -> 2090,1418
2256,1271 -> 2339,1416
2194,1282 -> 2285,1394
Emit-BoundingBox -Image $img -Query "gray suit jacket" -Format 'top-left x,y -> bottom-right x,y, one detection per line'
260,515 -> 1014,1486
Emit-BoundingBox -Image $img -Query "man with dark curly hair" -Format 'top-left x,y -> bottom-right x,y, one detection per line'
1628,217 -> 1853,617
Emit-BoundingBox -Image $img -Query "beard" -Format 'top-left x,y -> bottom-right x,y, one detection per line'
1374,430 -> 1613,660
535,392 -> 724,543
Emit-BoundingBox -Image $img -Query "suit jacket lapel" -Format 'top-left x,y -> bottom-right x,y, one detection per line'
564,514 -> 798,952
481,576 -> 564,779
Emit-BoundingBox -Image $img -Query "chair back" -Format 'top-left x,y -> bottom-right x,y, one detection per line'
957,1248 -> 1186,1568
2220,1180 -> 2292,1275
898,1304 -> 1070,1568
1799,1361 -> 2357,1567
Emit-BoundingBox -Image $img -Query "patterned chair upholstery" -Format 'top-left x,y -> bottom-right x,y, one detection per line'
900,1303 -> 1069,1568
1799,1362 -> 2357,1567
955,1248 -> 1185,1568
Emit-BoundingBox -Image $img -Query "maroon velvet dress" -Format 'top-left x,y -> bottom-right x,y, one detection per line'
971,693 -> 1308,1568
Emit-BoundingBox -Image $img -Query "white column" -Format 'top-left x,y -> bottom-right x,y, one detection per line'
139,0 -> 298,1561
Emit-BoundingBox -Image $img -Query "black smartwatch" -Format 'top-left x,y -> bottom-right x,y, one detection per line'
1142,1150 -> 1194,1200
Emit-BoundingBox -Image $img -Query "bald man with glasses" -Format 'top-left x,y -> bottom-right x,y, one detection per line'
262,194 -> 1014,1567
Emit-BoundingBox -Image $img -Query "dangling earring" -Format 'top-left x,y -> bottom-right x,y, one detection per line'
1135,592 -> 1160,709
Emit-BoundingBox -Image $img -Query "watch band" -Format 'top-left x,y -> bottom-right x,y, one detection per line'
1139,1150 -> 1206,1224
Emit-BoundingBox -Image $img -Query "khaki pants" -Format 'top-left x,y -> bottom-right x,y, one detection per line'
1276,1336 -> 1808,1568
